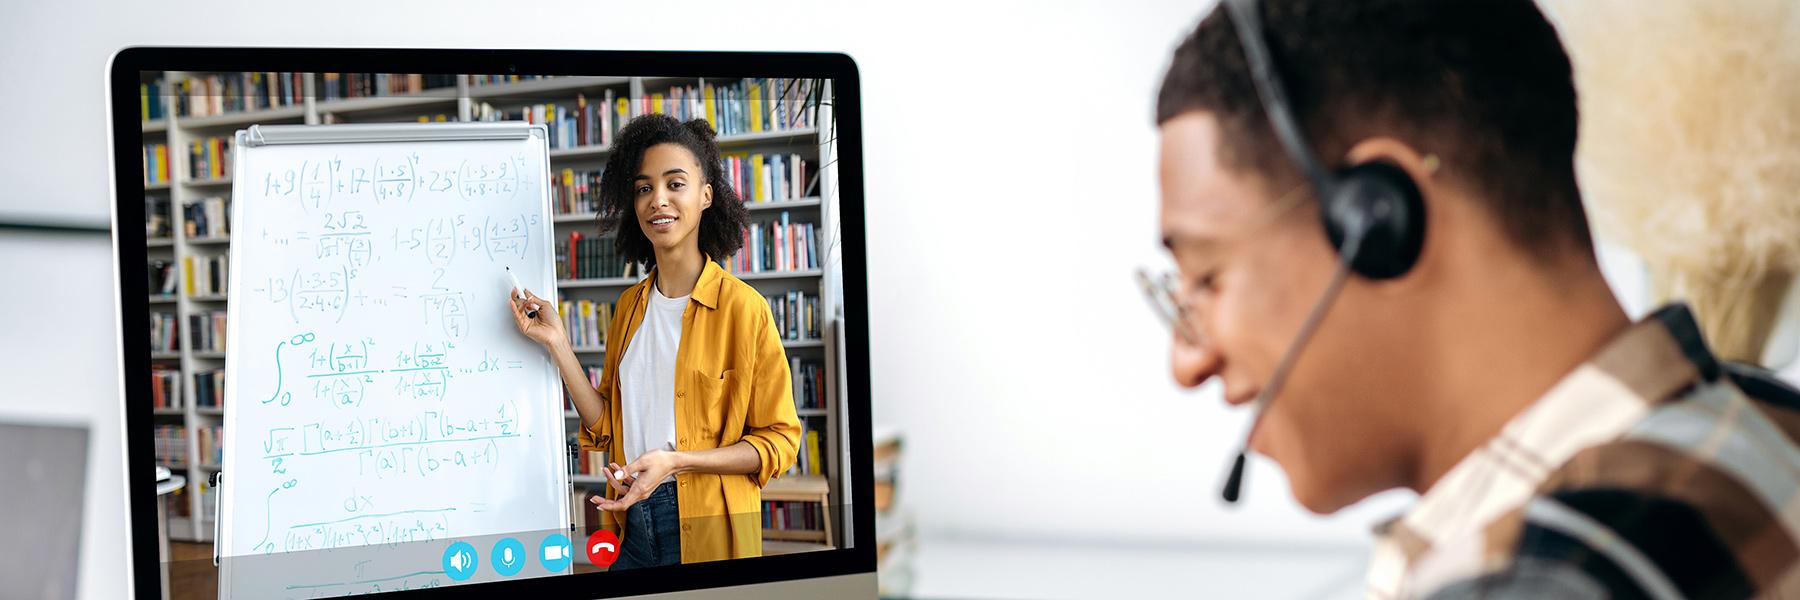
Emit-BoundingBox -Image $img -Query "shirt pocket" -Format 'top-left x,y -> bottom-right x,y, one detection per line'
691,368 -> 747,448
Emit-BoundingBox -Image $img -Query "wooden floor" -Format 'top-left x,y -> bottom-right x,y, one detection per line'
165,542 -> 217,600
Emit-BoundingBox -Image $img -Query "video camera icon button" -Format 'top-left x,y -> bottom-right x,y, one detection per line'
539,532 -> 574,572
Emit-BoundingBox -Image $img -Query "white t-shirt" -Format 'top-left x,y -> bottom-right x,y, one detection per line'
618,279 -> 687,485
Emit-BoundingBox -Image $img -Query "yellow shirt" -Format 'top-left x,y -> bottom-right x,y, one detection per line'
578,258 -> 801,563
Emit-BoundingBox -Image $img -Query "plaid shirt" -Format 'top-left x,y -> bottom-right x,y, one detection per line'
1366,304 -> 1800,599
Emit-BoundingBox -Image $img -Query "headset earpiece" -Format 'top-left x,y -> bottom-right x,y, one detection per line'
1321,161 -> 1425,280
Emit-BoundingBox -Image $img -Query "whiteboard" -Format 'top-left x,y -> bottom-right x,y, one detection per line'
217,122 -> 568,566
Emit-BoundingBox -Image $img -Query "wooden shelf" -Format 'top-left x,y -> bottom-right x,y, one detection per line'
152,408 -> 185,416
548,198 -> 820,225
557,277 -> 638,289
762,540 -> 833,555
188,294 -> 228,302
466,76 -> 631,101
145,182 -> 172,191
142,119 -> 168,133
150,352 -> 180,360
717,128 -> 818,147
186,235 -> 230,246
148,295 -> 177,304
314,91 -> 457,116
192,351 -> 225,359
549,145 -> 611,161
195,407 -> 224,416
176,104 -> 305,129
734,269 -> 823,281
182,177 -> 231,188
763,528 -> 827,542
746,198 -> 821,212
147,237 -> 174,248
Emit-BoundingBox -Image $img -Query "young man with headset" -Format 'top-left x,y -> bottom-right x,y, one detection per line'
1148,0 -> 1800,597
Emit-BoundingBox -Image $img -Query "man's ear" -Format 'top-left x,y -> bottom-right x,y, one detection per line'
1342,137 -> 1437,194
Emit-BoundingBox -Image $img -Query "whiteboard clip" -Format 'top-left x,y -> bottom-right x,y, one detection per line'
245,125 -> 267,147
212,471 -> 223,566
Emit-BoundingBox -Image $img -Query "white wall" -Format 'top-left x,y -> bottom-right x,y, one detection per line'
0,0 -> 1551,597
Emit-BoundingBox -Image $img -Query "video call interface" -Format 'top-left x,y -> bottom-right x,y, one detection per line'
136,69 -> 850,597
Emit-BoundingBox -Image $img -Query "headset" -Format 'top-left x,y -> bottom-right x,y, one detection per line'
1216,0 -> 1428,503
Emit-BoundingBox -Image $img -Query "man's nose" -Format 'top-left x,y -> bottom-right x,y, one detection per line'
1169,335 -> 1222,388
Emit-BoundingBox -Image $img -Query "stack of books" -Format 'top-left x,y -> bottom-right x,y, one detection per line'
150,313 -> 178,353
143,143 -> 170,185
732,212 -> 818,275
559,300 -> 614,350
193,369 -> 225,409
183,197 -> 230,239
723,153 -> 812,203
173,72 -> 303,117
764,290 -> 821,341
188,310 -> 227,353
188,136 -> 231,181
873,426 -> 913,596
150,368 -> 181,410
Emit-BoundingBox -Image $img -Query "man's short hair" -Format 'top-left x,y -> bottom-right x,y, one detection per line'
1157,0 -> 1594,260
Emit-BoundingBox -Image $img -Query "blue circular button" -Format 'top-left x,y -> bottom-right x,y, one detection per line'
539,532 -> 573,573
491,537 -> 526,577
442,541 -> 478,581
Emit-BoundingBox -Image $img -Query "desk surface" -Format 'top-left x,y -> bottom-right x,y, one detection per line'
903,536 -> 1368,600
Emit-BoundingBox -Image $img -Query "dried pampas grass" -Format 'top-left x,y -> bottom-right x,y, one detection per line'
1540,0 -> 1800,364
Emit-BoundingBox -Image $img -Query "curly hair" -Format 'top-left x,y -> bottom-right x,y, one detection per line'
597,114 -> 748,269
1157,0 -> 1590,263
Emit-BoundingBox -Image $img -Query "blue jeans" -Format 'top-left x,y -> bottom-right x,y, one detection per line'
610,481 -> 680,570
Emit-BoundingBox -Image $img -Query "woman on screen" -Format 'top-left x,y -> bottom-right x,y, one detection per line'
509,114 -> 802,568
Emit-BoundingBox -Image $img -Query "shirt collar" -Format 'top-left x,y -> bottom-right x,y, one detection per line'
644,255 -> 724,310
1374,303 -> 1717,571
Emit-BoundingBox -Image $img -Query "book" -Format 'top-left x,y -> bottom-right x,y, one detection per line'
552,167 -> 605,215
722,153 -> 812,203
174,72 -> 304,118
183,197 -> 230,239
151,368 -> 181,410
699,78 -> 818,137
183,254 -> 228,296
154,425 -> 188,466
140,79 -> 168,121
316,72 -> 456,101
759,290 -> 821,341
145,196 -> 171,237
188,136 -> 232,181
188,310 -> 227,353
143,143 -> 170,185
474,90 -> 620,150
559,300 -> 615,350
469,74 -> 551,87
196,425 -> 224,466
790,358 -> 826,410
148,260 -> 177,296
193,369 -> 225,409
731,217 -> 818,275
150,313 -> 179,352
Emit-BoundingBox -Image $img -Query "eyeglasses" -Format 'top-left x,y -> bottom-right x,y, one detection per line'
1137,182 -> 1312,348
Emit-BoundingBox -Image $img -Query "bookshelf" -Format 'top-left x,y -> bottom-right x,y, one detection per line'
141,72 -> 844,551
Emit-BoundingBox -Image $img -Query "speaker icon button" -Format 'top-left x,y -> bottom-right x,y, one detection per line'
442,541 -> 478,581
